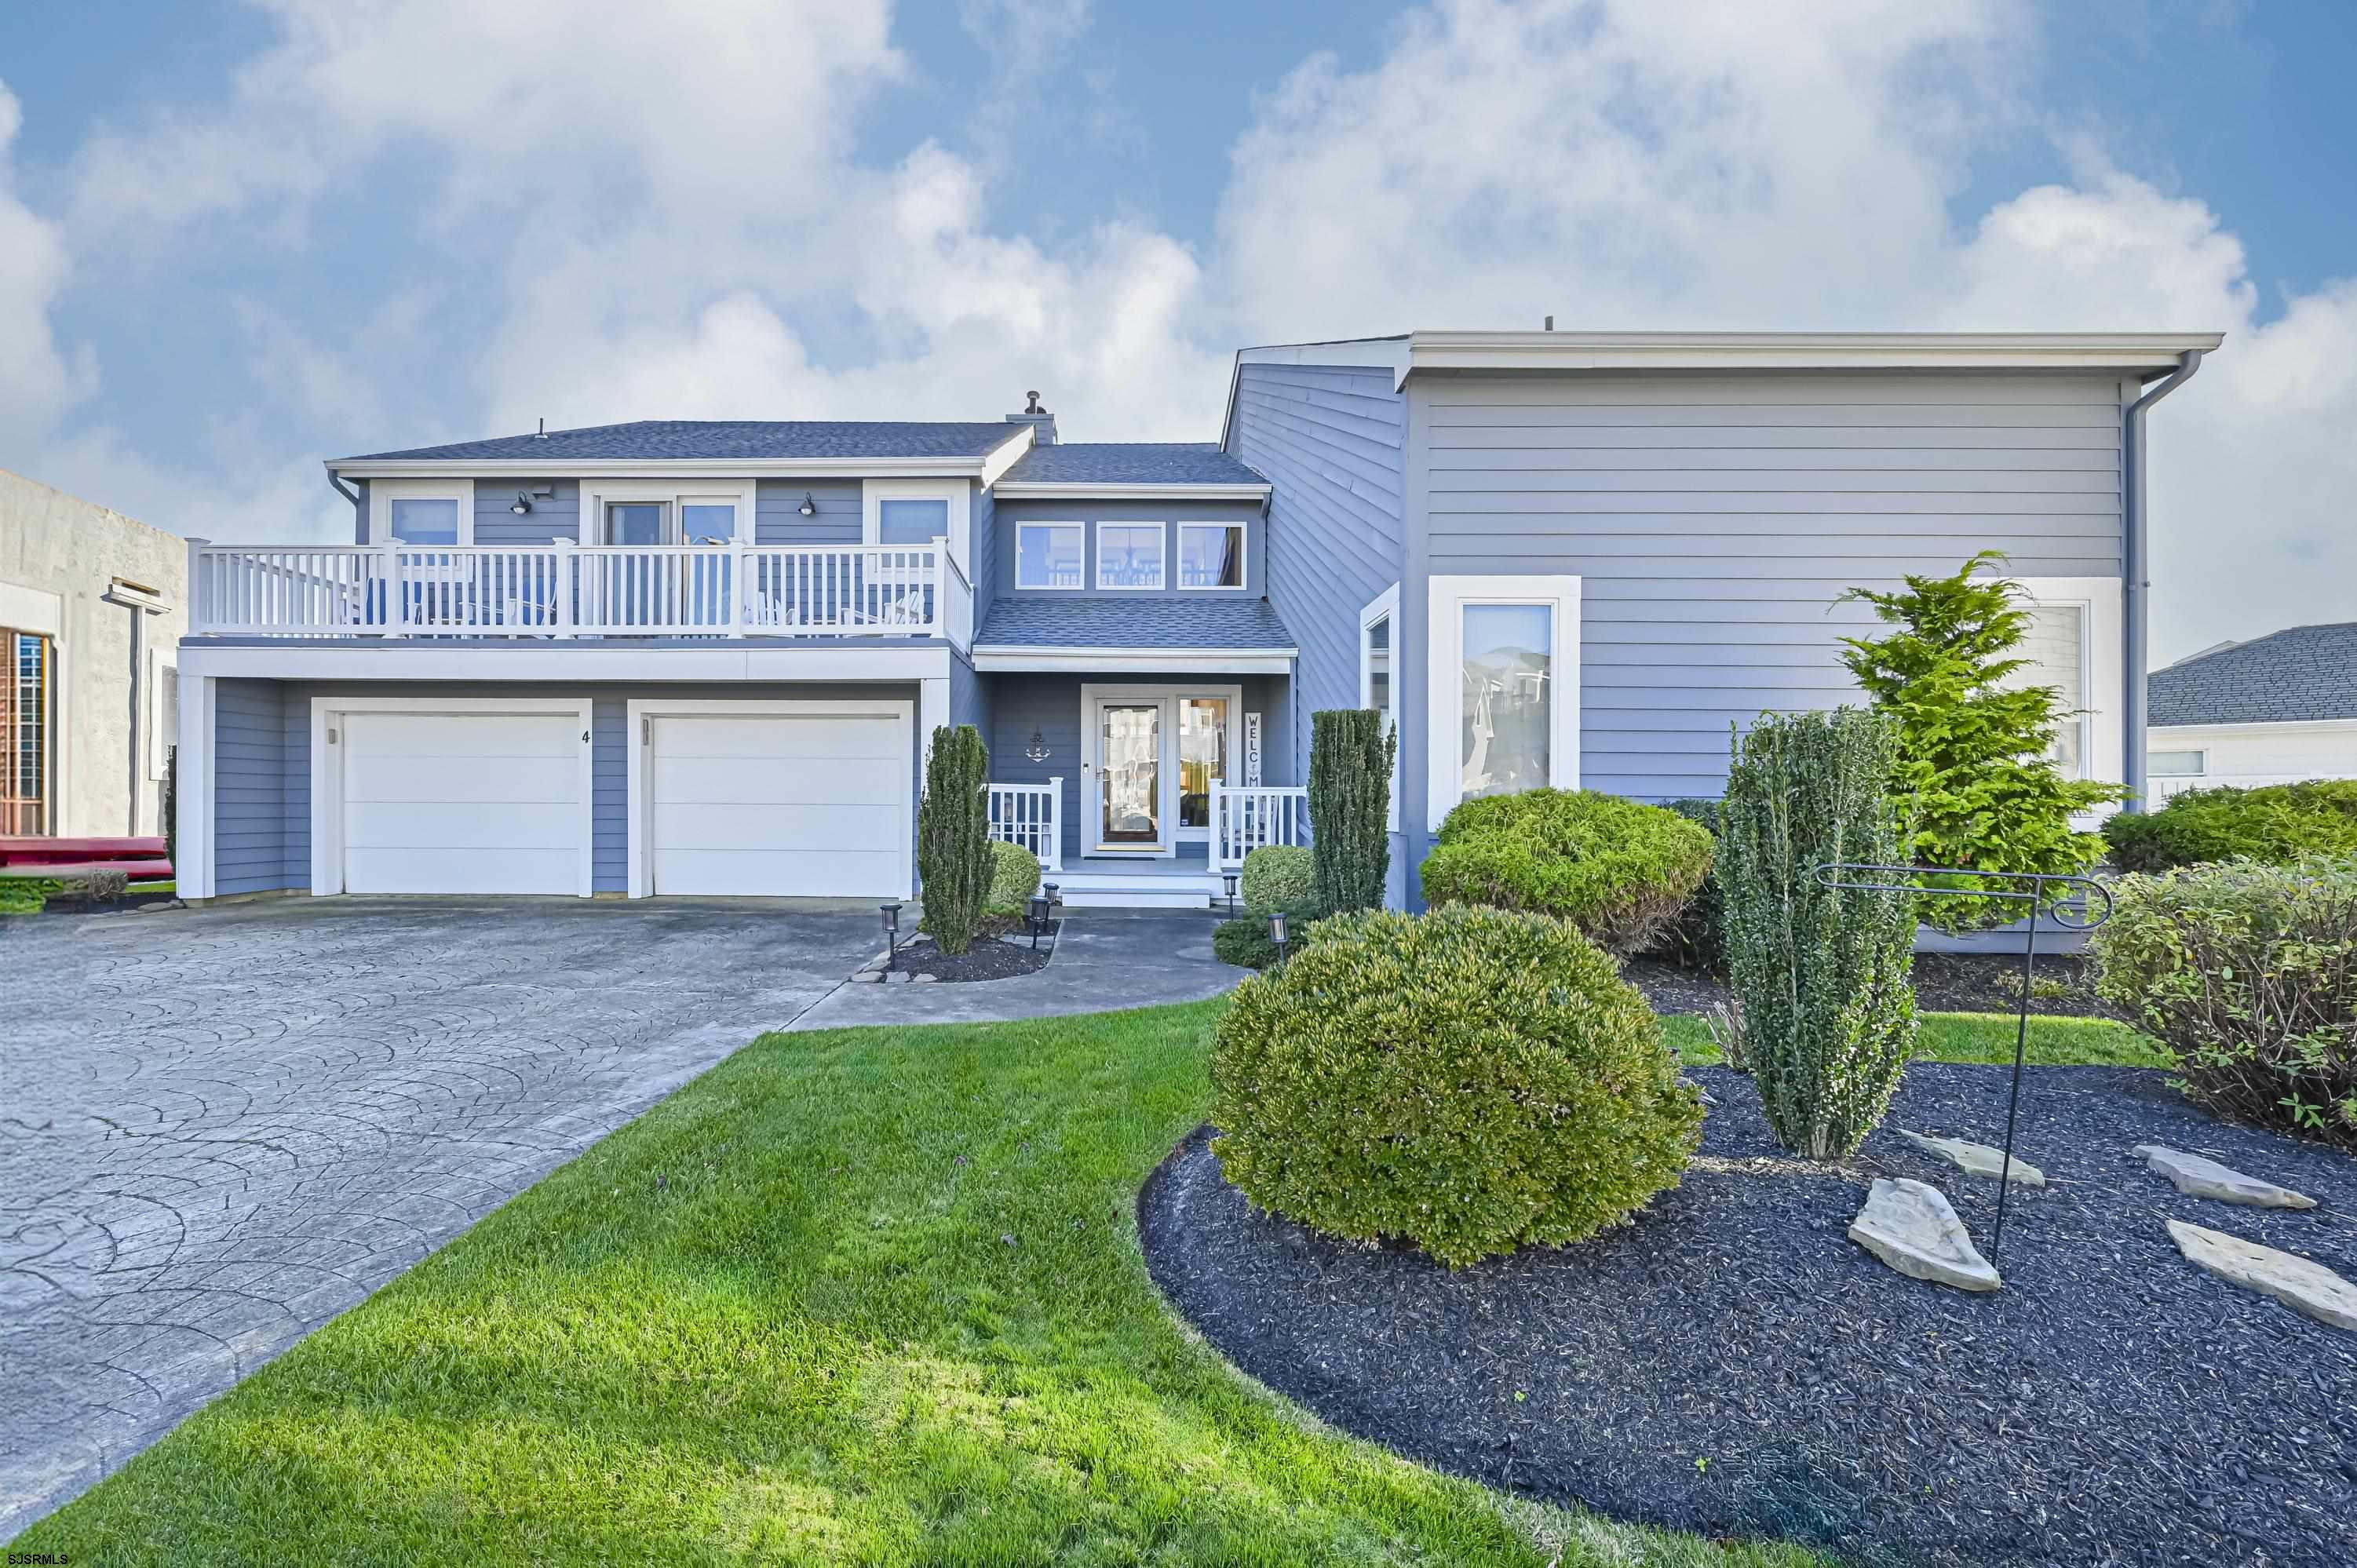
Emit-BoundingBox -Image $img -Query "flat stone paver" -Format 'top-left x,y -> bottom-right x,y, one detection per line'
788,910 -> 1246,1030
0,897 -> 878,1535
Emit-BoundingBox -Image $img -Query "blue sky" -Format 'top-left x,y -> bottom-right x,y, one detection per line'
0,0 -> 2352,658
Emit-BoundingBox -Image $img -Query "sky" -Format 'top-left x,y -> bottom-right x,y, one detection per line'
0,0 -> 2352,662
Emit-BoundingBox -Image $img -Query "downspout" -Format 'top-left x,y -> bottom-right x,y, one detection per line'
2121,348 -> 2202,814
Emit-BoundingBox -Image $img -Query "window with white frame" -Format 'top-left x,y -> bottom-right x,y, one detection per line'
877,497 -> 950,545
1992,578 -> 2122,787
1427,576 -> 1579,829
2147,748 -> 2207,777
1096,522 -> 1165,589
1177,523 -> 1246,589
582,482 -> 750,545
2004,602 -> 2089,778
370,478 -> 475,545
1361,585 -> 1399,830
1015,522 -> 1084,589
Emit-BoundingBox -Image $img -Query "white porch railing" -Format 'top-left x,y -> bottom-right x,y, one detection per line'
987,779 -> 1063,872
1211,781 -> 1311,870
187,537 -> 969,647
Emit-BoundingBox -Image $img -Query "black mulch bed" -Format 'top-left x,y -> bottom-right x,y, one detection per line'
1625,953 -> 2121,1021
887,927 -> 1056,983
1140,1066 -> 2357,1567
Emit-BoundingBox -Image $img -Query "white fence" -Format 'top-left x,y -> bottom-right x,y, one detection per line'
1211,782 -> 1312,870
987,780 -> 1063,872
188,538 -> 968,645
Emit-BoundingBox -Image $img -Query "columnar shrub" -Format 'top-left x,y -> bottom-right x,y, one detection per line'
1417,789 -> 1713,960
1239,844 -> 1315,915
1308,708 -> 1393,913
2103,779 -> 2357,872
1837,552 -> 2125,930
917,724 -> 994,955
983,840 -> 1042,918
2092,856 -> 2357,1150
1717,708 -> 1919,1159
1210,906 -> 1703,1267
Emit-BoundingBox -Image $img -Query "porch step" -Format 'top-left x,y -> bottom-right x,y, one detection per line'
1059,886 -> 1213,910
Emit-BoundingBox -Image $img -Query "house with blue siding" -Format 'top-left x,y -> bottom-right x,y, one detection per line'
172,330 -> 2220,910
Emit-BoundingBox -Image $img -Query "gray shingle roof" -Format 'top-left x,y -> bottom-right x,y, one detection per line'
998,443 -> 1268,486
2150,622 -> 2357,726
337,420 -> 1028,463
975,596 -> 1294,651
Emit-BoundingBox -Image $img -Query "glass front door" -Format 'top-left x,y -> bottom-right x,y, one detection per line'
1098,702 -> 1161,846
1178,697 -> 1228,831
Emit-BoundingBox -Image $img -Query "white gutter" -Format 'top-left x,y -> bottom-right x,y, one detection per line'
2121,348 -> 2206,813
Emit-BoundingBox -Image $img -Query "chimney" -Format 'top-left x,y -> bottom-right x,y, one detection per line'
1005,389 -> 1057,446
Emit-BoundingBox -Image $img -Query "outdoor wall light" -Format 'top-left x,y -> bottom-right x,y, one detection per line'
1023,727 -> 1052,763
880,901 -> 903,972
798,492 -> 819,517
509,487 -> 555,516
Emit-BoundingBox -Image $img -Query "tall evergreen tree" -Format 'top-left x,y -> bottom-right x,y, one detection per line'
917,725 -> 994,954
1308,709 -> 1392,914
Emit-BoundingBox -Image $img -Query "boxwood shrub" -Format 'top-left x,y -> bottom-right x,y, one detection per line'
2092,855 -> 2357,1150
1417,789 -> 1713,959
1239,844 -> 1316,915
1209,906 -> 1704,1267
983,841 -> 1042,918
1211,902 -> 1321,970
2103,779 -> 2357,872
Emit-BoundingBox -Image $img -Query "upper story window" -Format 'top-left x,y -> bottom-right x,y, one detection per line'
680,498 -> 739,542
2148,749 -> 2206,777
370,478 -> 475,545
390,498 -> 462,545
1096,523 -> 1164,590
877,498 -> 949,545
1015,522 -> 1084,589
1177,523 -> 1246,589
582,483 -> 748,544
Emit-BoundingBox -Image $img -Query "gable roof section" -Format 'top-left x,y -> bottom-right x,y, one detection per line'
974,596 -> 1293,653
2150,622 -> 2357,727
334,420 -> 1028,465
998,443 -> 1268,487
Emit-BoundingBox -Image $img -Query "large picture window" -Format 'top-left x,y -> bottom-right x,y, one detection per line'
1015,522 -> 1084,589
1096,523 -> 1165,589
3,629 -> 51,835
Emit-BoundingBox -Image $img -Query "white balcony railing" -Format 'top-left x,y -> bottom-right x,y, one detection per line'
987,779 -> 1063,873
187,538 -> 970,646
1211,781 -> 1311,870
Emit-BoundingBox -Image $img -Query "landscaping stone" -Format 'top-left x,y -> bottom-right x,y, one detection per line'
2165,1220 -> 2357,1332
1898,1129 -> 2046,1187
914,973 -> 939,983
885,970 -> 912,985
2133,1144 -> 2316,1209
1848,1177 -> 2002,1292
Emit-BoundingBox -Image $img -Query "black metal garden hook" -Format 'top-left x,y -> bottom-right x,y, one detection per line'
1811,862 -> 2115,1267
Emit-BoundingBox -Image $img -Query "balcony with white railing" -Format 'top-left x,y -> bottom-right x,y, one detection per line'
187,537 -> 972,647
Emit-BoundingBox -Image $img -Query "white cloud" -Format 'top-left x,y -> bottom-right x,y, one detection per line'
0,82 -> 96,452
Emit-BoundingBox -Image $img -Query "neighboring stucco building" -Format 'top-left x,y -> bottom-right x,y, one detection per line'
0,469 -> 187,838
2147,622 -> 2357,799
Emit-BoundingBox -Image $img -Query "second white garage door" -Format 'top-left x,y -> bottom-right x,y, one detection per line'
645,712 -> 910,896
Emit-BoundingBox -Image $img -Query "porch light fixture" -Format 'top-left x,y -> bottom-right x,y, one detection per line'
798,492 -> 819,517
1268,910 -> 1289,966
880,901 -> 903,973
509,487 -> 555,516
1023,727 -> 1051,763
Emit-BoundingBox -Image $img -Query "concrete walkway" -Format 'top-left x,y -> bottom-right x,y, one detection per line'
788,910 -> 1246,1030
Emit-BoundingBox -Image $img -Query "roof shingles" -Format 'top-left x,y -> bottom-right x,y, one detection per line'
338,420 -> 1028,464
2150,622 -> 2357,727
975,596 -> 1293,652
998,443 -> 1268,486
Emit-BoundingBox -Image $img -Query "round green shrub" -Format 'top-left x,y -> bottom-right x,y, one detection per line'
2092,855 -> 2357,1150
983,841 -> 1042,917
2103,779 -> 2357,873
1240,844 -> 1316,916
1417,789 -> 1714,959
1209,906 -> 1704,1267
1212,899 -> 1320,969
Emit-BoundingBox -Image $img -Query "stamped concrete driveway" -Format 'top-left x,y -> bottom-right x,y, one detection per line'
0,897 -> 877,1536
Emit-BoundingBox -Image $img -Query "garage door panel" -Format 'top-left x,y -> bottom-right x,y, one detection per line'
649,755 -> 878,808
652,800 -> 904,855
348,712 -> 581,759
345,847 -> 577,895
655,849 -> 901,898
345,800 -> 582,851
655,715 -> 901,762
345,755 -> 581,807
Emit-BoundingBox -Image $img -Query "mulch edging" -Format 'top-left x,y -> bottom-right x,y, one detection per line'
1625,953 -> 2122,1020
1140,1067 -> 2357,1568
880,929 -> 1055,983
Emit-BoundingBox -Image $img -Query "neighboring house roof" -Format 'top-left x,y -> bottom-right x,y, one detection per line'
973,596 -> 1295,652
996,443 -> 1268,487
2150,622 -> 2357,726
334,420 -> 1028,465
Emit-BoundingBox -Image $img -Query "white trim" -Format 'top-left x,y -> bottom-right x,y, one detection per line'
972,648 -> 1293,674
625,695 -> 915,900
1094,520 -> 1165,592
863,478 -> 969,574
2009,574 -> 2125,793
310,695 -> 595,898
1360,582 -> 1401,832
367,478 -> 476,545
979,425 -> 1037,487
1174,521 -> 1250,592
1078,682 -> 1242,857
1012,520 -> 1085,591
581,479 -> 753,544
330,436 -> 1031,482
177,673 -> 214,899
991,483 -> 1272,501
177,642 -> 951,684
0,581 -> 63,637
1426,574 -> 1582,832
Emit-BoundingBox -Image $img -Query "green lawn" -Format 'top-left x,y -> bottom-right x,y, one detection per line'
0,876 -> 174,914
1665,1009 -> 2168,1070
19,1000 -> 1832,1568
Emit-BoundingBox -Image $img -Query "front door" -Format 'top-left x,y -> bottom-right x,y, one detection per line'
1096,702 -> 1162,848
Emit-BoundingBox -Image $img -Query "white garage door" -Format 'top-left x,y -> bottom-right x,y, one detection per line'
340,711 -> 586,895
648,713 -> 908,896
